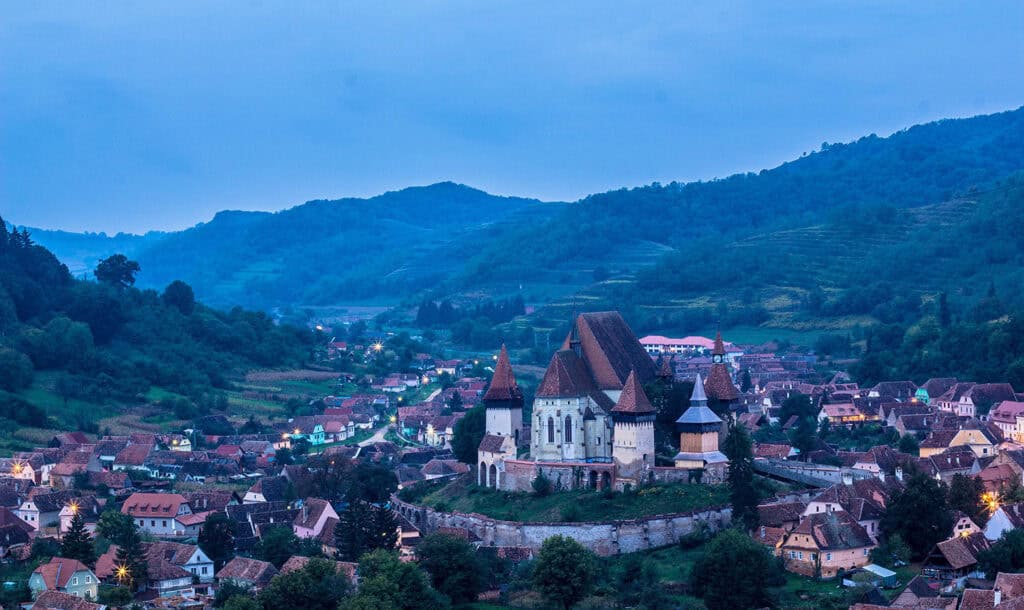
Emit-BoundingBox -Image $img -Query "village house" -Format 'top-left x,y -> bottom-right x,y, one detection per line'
920,427 -> 998,459
17,490 -> 80,532
59,496 -> 102,535
121,493 -> 205,537
29,558 -> 99,600
780,510 -> 875,577
293,498 -> 338,539
30,590 -> 106,610
990,401 -> 1024,443
216,557 -> 278,592
985,502 -> 1024,541
950,512 -> 983,539
922,532 -> 990,589
802,476 -> 899,542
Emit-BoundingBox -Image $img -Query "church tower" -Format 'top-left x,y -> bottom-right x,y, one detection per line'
704,331 -> 739,407
483,344 -> 524,444
674,374 -> 728,481
612,370 -> 656,484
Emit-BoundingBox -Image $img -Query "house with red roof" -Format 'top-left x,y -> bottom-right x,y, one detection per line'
29,557 -> 98,600
121,493 -> 206,537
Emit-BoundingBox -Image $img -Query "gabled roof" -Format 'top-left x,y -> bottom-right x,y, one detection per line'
536,349 -> 614,409
32,557 -> 93,590
558,311 -> 657,391
121,493 -> 188,518
611,370 -> 655,415
483,344 -> 523,403
216,556 -> 278,587
789,511 -> 873,550
757,501 -> 805,527
30,590 -> 103,610
930,532 -> 989,570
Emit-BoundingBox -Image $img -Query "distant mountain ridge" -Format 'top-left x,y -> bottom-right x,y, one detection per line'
24,106 -> 1024,334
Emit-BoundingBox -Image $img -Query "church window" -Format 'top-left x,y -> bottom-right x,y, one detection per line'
547,418 -> 555,443
564,416 -> 573,443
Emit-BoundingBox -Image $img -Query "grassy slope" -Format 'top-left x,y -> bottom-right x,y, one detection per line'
418,478 -> 730,522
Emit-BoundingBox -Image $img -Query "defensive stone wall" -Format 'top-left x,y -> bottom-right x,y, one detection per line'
392,489 -> 815,556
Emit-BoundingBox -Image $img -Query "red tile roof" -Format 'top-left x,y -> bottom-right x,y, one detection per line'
121,492 -> 188,518
611,370 -> 655,415
559,311 -> 656,391
32,558 -> 93,590
483,344 -> 523,403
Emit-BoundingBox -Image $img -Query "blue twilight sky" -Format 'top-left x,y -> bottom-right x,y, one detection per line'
2,2 -> 1023,234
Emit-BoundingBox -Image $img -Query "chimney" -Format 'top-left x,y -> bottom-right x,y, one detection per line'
895,466 -> 904,482
995,588 -> 1002,605
842,472 -> 853,486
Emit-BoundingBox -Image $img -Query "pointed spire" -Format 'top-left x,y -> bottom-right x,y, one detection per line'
713,331 -> 725,357
483,344 -> 523,403
612,370 -> 655,414
690,373 -> 708,406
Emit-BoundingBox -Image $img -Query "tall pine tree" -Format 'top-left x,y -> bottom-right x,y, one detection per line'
114,522 -> 148,591
335,500 -> 398,561
60,509 -> 95,566
722,420 -> 759,531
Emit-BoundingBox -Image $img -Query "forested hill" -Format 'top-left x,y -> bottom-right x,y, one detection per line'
130,182 -> 560,309
26,107 -> 1024,333
459,107 -> 1024,290
0,222 -> 312,429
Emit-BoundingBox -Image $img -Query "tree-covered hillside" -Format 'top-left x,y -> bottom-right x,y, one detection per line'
0,221 -> 313,432
129,182 -> 561,309
26,107 -> 1024,337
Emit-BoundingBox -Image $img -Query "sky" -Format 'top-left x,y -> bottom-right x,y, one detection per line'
2,2 -> 1024,234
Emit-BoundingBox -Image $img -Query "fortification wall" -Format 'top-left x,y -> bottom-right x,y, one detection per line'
392,489 -> 815,556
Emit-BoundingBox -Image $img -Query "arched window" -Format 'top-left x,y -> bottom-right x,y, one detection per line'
547,417 -> 555,443
564,416 -> 573,443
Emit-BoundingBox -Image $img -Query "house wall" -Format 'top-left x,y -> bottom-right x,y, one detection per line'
29,570 -> 98,600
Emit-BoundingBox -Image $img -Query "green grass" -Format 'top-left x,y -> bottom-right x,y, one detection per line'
417,479 -> 729,522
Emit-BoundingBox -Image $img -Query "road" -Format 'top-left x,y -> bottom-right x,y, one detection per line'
358,424 -> 391,447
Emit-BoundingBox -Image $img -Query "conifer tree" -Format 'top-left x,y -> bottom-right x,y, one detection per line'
60,509 -> 95,566
114,523 -> 148,590
722,420 -> 759,531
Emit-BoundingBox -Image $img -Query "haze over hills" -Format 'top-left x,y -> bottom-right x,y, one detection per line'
22,106 -> 1024,335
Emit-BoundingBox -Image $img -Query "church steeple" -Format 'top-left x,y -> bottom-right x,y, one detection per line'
658,356 -> 674,381
483,344 -> 524,442
704,332 -> 739,403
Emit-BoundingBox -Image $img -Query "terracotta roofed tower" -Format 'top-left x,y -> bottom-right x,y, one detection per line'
704,331 -> 739,405
612,370 -> 657,484
483,344 -> 524,444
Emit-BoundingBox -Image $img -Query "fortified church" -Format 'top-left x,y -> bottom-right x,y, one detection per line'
477,311 -> 738,491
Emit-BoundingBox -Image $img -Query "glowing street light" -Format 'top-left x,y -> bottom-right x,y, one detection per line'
983,492 -> 1000,513
68,501 -> 79,515
372,342 -> 384,353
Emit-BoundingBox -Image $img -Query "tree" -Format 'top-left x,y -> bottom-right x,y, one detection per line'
691,528 -> 771,610
898,434 -> 919,455
162,280 -> 196,315
0,348 -> 32,391
869,533 -> 911,569
343,549 -> 448,610
722,420 -> 759,531
740,369 -> 753,392
416,533 -> 482,605
258,557 -> 351,610
978,529 -> 1024,578
60,510 -> 96,566
948,473 -> 989,527
335,500 -> 398,561
97,584 -> 134,607
198,512 -> 235,571
450,405 -> 485,464
97,510 -> 138,547
532,535 -> 597,610
788,416 -> 818,461
880,468 -> 954,559
94,254 -> 141,289
223,595 -> 261,610
114,521 -> 148,590
254,526 -> 300,568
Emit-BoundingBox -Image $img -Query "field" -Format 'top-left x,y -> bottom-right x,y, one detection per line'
412,477 -> 730,522
1,367 -> 419,456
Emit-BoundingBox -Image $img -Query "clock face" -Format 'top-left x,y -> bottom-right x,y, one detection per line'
713,355 -> 722,363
